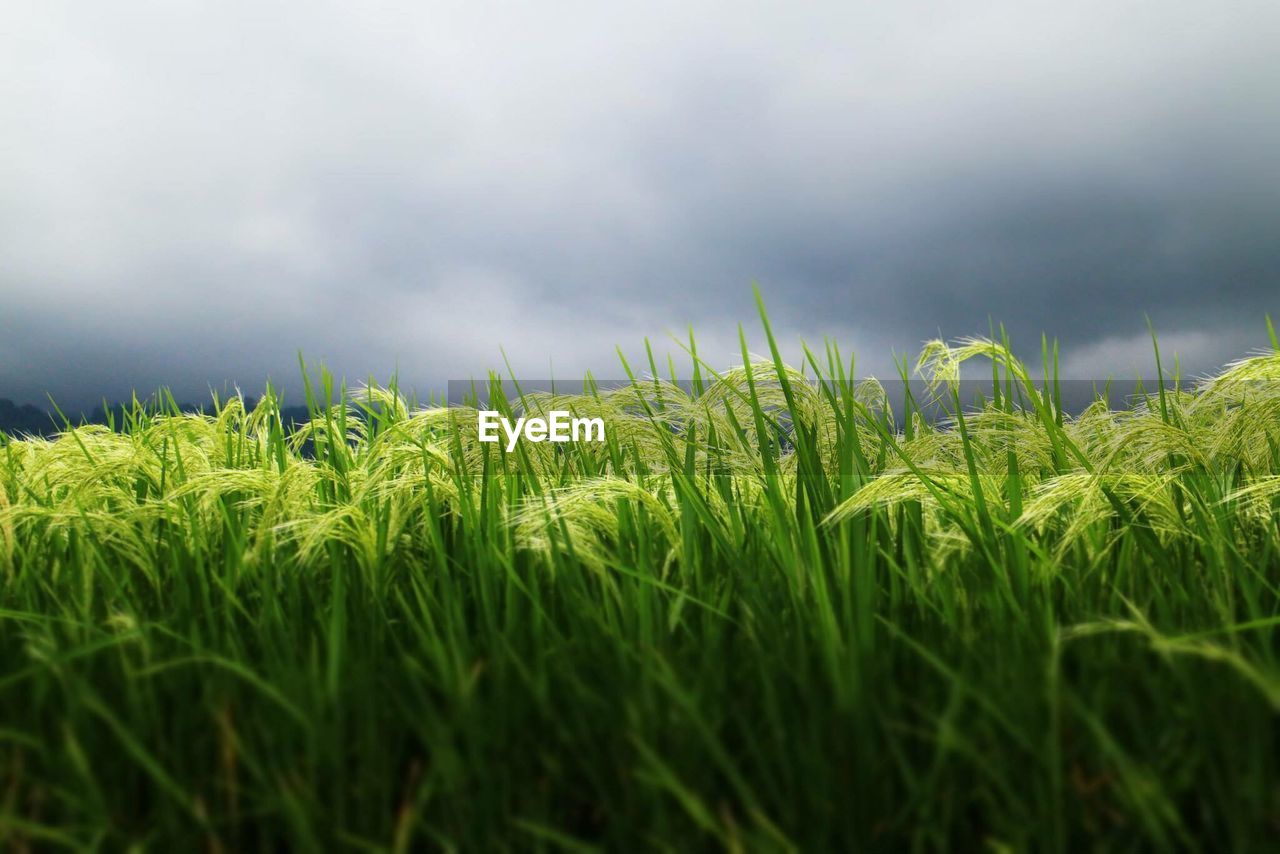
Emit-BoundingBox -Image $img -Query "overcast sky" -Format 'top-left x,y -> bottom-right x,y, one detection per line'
2,1 -> 1278,408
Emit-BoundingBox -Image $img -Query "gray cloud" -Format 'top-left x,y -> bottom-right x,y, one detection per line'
2,1 -> 1278,408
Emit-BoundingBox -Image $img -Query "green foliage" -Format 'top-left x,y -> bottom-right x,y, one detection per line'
2,301 -> 1279,849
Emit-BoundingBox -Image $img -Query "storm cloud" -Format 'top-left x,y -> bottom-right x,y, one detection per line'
2,1 -> 1278,407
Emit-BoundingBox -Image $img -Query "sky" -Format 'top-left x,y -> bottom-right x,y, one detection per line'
2,1 -> 1278,408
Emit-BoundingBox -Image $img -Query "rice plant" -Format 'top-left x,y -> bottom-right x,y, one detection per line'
1,298 -> 1278,850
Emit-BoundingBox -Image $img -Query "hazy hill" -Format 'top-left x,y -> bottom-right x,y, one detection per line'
0,398 -> 314,438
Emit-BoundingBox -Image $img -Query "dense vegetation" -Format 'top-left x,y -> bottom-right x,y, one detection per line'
2,303 -> 1278,850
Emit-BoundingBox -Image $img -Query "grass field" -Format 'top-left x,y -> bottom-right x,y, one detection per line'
2,299 -> 1279,850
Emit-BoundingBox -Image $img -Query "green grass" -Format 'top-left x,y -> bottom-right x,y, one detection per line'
2,297 -> 1279,850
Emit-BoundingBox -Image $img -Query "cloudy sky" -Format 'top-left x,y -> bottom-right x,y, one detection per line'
2,1 -> 1278,408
